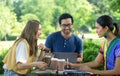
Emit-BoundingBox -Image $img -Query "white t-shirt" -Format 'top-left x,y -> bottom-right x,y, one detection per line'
3,41 -> 28,69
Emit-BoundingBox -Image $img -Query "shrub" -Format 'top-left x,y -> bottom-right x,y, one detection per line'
0,49 -> 9,74
83,39 -> 99,62
0,56 -> 3,74
83,39 -> 103,70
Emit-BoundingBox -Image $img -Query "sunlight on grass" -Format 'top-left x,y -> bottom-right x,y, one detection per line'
0,41 -> 14,49
0,39 -> 45,54
0,74 -> 3,76
0,34 -> 102,54
84,33 -> 99,39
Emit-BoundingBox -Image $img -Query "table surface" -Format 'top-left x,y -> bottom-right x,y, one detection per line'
32,69 -> 93,76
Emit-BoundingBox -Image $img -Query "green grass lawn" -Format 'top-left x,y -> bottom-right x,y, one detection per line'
0,39 -> 45,55
0,74 -> 3,76
0,33 -> 101,53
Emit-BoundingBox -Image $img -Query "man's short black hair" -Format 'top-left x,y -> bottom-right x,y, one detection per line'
59,13 -> 73,25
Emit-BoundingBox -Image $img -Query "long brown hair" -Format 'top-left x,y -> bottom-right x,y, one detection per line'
20,20 -> 40,56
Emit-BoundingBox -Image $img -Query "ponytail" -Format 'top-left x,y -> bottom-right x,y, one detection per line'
113,23 -> 120,38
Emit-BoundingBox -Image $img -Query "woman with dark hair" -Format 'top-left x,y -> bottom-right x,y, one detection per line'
68,15 -> 120,75
3,20 -> 47,76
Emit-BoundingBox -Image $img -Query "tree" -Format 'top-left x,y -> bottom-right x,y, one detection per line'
110,0 -> 120,12
110,0 -> 120,24
89,0 -> 120,25
13,0 -> 23,21
20,13 -> 39,23
53,0 -> 97,32
0,2 -> 18,40
19,0 -> 56,37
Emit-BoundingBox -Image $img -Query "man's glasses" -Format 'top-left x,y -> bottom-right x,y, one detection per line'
61,23 -> 72,28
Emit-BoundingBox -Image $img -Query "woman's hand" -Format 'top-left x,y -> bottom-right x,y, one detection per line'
66,62 -> 76,69
38,43 -> 50,52
79,65 -> 91,72
38,43 -> 45,50
34,61 -> 48,70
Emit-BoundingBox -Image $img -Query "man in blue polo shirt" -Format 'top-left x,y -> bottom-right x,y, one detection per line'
45,13 -> 83,63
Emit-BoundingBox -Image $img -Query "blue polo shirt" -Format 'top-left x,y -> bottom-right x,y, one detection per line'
45,31 -> 83,54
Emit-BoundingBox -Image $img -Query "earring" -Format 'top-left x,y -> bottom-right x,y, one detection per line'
104,32 -> 108,38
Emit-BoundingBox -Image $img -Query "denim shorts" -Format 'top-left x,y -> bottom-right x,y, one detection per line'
4,69 -> 26,76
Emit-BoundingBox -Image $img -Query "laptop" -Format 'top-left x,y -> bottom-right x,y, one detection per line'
53,52 -> 78,63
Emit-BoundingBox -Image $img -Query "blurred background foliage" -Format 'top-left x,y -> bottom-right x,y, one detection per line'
0,0 -> 120,40
1,0 -> 120,74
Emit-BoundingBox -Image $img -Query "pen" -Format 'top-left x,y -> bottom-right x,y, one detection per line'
66,58 -> 68,69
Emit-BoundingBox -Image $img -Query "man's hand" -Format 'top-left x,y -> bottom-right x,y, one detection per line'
77,53 -> 83,63
77,57 -> 82,63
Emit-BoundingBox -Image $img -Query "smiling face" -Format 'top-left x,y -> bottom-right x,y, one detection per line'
60,18 -> 73,35
36,24 -> 42,40
96,22 -> 108,38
